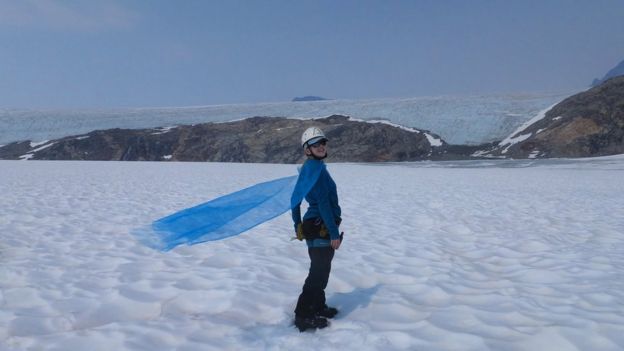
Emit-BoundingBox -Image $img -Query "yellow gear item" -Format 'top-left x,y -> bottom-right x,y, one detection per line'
319,225 -> 328,238
291,221 -> 328,241
296,222 -> 304,241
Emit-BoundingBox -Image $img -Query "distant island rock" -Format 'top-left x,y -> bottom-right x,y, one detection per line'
292,96 -> 330,102
479,76 -> 624,159
592,59 -> 624,86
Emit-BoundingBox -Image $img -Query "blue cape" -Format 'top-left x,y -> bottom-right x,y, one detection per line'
134,161 -> 324,251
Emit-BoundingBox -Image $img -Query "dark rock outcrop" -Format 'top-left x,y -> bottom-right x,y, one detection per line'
483,77 -> 624,158
1,115 -> 464,163
0,141 -> 32,159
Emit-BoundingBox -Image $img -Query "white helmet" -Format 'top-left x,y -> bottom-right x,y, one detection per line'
301,127 -> 328,148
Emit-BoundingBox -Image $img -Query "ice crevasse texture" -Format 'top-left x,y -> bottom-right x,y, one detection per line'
0,92 -> 569,145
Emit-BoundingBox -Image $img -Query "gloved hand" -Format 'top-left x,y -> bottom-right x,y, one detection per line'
331,232 -> 344,250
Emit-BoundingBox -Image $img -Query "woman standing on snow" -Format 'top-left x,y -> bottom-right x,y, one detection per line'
292,126 -> 343,332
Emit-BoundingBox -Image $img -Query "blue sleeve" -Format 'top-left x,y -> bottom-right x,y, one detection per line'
311,173 -> 340,240
291,203 -> 301,230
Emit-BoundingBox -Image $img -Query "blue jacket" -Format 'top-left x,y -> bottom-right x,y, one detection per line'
292,159 -> 342,247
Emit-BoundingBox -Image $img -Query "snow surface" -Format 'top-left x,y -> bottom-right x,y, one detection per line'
0,92 -> 569,146
1,157 -> 623,350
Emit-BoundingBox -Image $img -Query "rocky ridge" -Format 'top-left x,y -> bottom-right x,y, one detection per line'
0,115 -> 470,163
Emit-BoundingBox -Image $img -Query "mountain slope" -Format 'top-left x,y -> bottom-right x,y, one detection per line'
481,77 -> 624,158
592,59 -> 624,86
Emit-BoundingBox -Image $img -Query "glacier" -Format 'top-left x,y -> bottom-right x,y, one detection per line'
0,91 -> 572,146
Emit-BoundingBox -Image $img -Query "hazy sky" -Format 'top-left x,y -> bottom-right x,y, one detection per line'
1,0 -> 623,108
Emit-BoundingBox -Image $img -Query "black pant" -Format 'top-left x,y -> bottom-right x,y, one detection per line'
294,246 -> 335,317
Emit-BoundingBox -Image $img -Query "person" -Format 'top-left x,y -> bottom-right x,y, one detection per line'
291,126 -> 343,332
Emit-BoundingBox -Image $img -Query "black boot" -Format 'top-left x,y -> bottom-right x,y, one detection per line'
317,305 -> 338,319
294,315 -> 329,332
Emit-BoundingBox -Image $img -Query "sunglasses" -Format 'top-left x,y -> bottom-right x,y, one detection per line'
309,140 -> 327,148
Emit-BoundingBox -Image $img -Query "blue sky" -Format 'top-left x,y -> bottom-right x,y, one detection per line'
1,0 -> 623,108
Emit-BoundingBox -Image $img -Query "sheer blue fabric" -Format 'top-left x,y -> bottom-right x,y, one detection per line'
134,161 -> 324,252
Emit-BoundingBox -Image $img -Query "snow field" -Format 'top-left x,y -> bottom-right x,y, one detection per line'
0,158 -> 623,350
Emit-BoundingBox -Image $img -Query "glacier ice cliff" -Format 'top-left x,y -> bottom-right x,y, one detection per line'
0,92 -> 571,146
